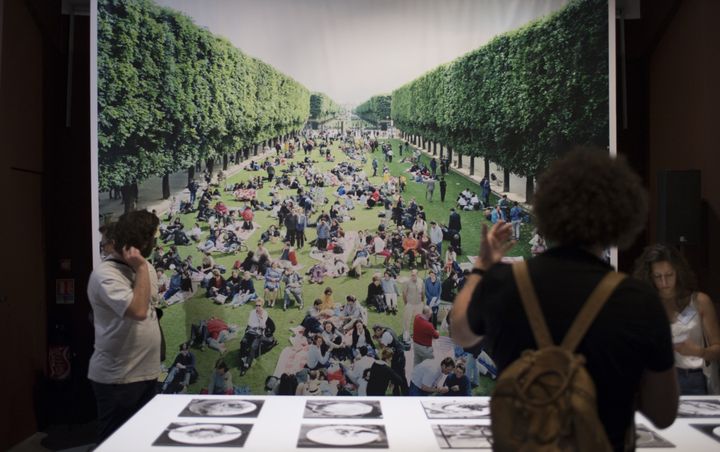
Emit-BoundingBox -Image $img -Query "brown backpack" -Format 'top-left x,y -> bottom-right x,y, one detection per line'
490,261 -> 625,452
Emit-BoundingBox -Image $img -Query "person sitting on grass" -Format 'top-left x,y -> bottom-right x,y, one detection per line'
239,301 -> 277,374
162,343 -> 197,394
306,335 -> 332,371
442,361 -> 471,396
230,271 -> 257,308
282,266 -> 304,311
308,262 -> 329,284
207,360 -> 233,395
206,269 -> 228,302
206,317 -> 239,353
366,274 -> 386,313
263,261 -> 283,308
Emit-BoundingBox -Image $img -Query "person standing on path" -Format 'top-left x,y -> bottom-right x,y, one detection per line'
429,221 -> 443,257
509,201 -> 523,241
448,208 -> 461,237
402,269 -> 425,342
413,306 -> 439,367
439,177 -> 447,202
424,271 -> 442,328
480,176 -> 491,206
372,158 -> 378,177
430,158 -> 438,178
295,209 -> 306,249
425,178 -> 435,201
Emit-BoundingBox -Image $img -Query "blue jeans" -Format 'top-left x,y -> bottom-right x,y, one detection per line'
512,219 -> 521,240
677,368 -> 707,395
409,381 -> 430,396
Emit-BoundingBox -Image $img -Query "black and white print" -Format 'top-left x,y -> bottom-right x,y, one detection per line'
678,399 -> 720,418
690,424 -> 720,444
179,399 -> 263,418
297,424 -> 388,448
304,400 -> 383,419
431,424 -> 493,449
635,424 -> 675,448
153,422 -> 252,447
422,400 -> 491,419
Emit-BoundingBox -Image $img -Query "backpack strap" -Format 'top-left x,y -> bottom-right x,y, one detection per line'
513,261 -> 554,348
561,271 -> 626,352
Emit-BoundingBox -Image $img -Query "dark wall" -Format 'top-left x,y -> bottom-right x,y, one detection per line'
0,0 -> 46,448
1,0 -> 93,449
618,0 -> 720,302
647,0 -> 720,301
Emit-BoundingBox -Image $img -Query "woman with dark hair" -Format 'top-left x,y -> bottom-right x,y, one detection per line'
351,320 -> 376,357
634,244 -> 720,395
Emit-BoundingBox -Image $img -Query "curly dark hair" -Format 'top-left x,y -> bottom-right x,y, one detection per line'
533,149 -> 647,249
113,210 -> 160,257
633,244 -> 697,298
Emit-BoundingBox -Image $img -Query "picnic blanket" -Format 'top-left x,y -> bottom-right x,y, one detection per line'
310,231 -> 358,265
233,188 -> 257,201
235,222 -> 261,241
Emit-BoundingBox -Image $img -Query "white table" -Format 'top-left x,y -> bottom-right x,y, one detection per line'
95,395 -> 720,451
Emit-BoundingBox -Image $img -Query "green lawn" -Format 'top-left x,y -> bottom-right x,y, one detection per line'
158,136 -> 528,395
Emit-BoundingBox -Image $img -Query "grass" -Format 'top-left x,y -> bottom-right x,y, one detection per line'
158,136 -> 529,395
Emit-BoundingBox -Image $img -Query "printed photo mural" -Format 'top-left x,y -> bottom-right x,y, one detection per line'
93,0 -> 610,396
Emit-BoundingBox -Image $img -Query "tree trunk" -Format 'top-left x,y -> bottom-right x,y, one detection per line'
433,142 -> 437,156
235,150 -> 241,163
469,156 -> 475,176
439,145 -> 444,160
222,154 -> 229,171
525,175 -> 535,204
448,147 -> 453,165
187,166 -> 195,186
484,157 -> 490,179
253,144 -> 259,156
162,173 -> 170,200
120,182 -> 138,213
457,153 -> 463,169
503,168 -> 510,192
206,159 -> 215,174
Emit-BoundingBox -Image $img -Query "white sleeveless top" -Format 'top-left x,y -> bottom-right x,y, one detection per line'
671,293 -> 704,370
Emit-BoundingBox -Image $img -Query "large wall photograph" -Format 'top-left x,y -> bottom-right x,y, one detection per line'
92,0 -> 610,396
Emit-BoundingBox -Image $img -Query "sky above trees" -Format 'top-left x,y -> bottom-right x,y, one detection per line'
154,0 -> 569,105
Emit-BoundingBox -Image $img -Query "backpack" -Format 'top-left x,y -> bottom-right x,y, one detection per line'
490,261 -> 625,452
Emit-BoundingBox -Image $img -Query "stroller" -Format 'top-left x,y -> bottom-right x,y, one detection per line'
238,317 -> 278,375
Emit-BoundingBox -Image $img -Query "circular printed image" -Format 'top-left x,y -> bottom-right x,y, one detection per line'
441,403 -> 490,417
188,400 -> 257,416
306,425 -> 381,446
168,424 -> 243,445
313,402 -> 374,417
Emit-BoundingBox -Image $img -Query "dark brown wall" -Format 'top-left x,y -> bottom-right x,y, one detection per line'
648,0 -> 720,301
0,0 -> 46,448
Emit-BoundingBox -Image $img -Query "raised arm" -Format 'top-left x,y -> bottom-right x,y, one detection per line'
450,221 -> 513,348
123,246 -> 152,321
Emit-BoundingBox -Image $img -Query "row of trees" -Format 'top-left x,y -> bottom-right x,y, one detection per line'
354,95 -> 391,125
98,0 -> 317,211
309,93 -> 342,124
390,0 -> 608,201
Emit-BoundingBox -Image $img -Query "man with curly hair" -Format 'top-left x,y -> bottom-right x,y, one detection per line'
88,210 -> 161,441
450,150 -> 678,451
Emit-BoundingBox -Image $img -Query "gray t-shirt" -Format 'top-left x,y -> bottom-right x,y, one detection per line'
87,258 -> 161,384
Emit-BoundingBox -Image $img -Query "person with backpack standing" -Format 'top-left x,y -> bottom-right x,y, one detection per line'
450,150 -> 678,452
